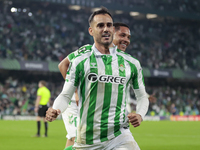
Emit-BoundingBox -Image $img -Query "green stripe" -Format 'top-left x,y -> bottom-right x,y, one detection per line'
142,69 -> 145,86
114,55 -> 126,137
86,53 -> 98,144
76,59 -> 87,121
66,52 -> 77,77
100,55 -> 113,142
68,52 -> 76,61
128,61 -> 139,89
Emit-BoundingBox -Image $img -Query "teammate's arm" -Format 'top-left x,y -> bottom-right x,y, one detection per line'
148,93 -> 157,103
58,57 -> 70,79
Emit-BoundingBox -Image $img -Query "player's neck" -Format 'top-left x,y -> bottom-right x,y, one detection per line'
95,43 -> 112,54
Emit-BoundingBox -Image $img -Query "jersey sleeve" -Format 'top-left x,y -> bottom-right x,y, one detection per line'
130,60 -> 149,120
67,44 -> 92,62
52,57 -> 80,113
130,61 -> 145,90
52,81 -> 76,113
67,50 -> 78,62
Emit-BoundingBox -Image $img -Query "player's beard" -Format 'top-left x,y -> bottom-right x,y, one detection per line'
97,34 -> 113,48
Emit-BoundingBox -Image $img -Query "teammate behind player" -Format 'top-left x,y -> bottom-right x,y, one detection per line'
46,7 -> 149,149
113,22 -> 156,113
34,80 -> 51,137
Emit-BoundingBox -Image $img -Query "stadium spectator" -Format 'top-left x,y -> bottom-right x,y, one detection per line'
0,1 -> 200,71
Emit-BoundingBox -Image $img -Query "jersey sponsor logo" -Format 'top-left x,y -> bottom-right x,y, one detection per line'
87,73 -> 126,84
88,73 -> 98,82
90,63 -> 97,68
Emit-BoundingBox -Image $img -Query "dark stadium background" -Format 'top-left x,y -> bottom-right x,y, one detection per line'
0,0 -> 200,120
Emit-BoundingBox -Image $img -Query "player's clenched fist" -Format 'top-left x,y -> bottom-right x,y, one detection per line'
127,113 -> 142,128
45,108 -> 61,122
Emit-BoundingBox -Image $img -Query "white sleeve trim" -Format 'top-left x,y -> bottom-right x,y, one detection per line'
52,81 -> 76,113
134,88 -> 149,120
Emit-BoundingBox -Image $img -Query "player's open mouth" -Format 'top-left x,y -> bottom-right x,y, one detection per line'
102,34 -> 110,38
120,44 -> 127,48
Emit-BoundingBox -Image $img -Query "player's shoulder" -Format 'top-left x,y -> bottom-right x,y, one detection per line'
116,48 -> 139,63
74,44 -> 92,59
68,44 -> 92,61
71,44 -> 93,65
77,44 -> 92,54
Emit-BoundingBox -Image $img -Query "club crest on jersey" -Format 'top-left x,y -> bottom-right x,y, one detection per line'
119,64 -> 125,72
87,73 -> 126,84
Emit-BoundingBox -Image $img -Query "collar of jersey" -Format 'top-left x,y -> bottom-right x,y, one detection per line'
92,43 -> 117,57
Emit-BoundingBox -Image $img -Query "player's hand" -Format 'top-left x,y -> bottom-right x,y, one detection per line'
34,107 -> 38,113
148,94 -> 157,103
45,108 -> 61,122
127,113 -> 142,128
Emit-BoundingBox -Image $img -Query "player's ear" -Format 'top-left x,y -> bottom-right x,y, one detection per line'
88,27 -> 93,36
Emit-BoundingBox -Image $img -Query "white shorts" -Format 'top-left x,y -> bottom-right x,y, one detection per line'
62,101 -> 78,140
73,128 -> 140,150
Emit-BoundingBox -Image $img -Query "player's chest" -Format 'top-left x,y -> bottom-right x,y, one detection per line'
84,56 -> 132,84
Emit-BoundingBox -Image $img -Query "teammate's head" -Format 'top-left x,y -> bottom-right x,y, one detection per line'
39,80 -> 46,87
88,7 -> 114,48
113,22 -> 131,52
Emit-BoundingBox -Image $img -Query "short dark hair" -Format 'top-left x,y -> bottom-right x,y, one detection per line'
88,7 -> 113,25
39,80 -> 46,86
113,22 -> 130,31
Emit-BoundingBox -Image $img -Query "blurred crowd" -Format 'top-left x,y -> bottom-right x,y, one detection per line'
0,1 -> 200,117
0,77 -> 63,116
0,2 -> 200,71
103,0 -> 200,15
0,77 -> 199,117
145,85 -> 200,116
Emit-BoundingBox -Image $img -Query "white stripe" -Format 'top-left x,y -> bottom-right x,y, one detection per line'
107,56 -> 119,136
76,55 -> 91,144
93,56 -> 105,143
117,52 -> 145,89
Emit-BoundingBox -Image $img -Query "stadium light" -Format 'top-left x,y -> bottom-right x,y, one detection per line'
23,8 -> 27,13
69,5 -> 81,11
146,13 -> 157,19
115,10 -> 123,14
130,11 -> 140,16
28,12 -> 32,17
18,8 -> 21,12
11,7 -> 17,13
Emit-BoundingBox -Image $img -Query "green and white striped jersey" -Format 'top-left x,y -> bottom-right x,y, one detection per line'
67,44 -> 92,63
65,44 -> 146,145
65,44 -> 93,103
